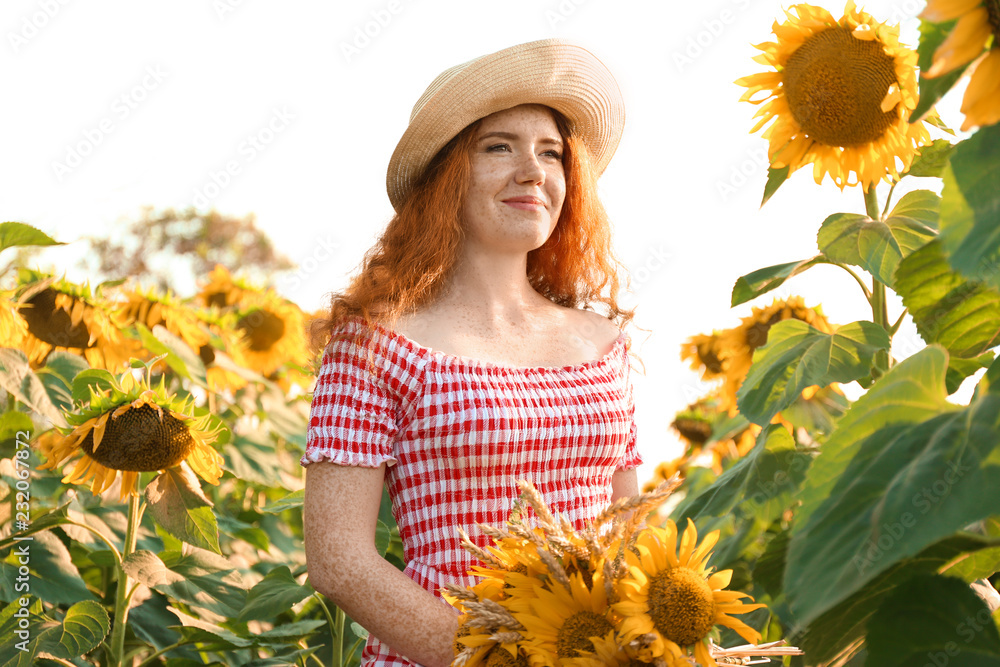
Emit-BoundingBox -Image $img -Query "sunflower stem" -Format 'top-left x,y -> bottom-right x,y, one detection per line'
826,261 -> 872,302
313,593 -> 341,665
882,181 -> 898,218
108,480 -> 142,667
334,605 -> 346,667
864,185 -> 893,378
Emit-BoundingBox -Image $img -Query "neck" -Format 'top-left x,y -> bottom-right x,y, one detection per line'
434,246 -> 548,330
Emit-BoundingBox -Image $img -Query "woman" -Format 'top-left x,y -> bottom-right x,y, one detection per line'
301,38 -> 641,667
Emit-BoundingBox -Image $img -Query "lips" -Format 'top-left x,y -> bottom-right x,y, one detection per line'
502,195 -> 545,209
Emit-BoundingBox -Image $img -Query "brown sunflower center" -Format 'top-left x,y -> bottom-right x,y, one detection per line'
647,567 -> 716,647
697,343 -> 724,375
484,646 -> 529,667
783,26 -> 899,147
744,312 -> 784,350
19,288 -> 92,348
205,291 -> 230,309
987,0 -> 1000,39
81,404 -> 196,472
237,309 -> 286,351
199,343 -> 217,366
672,417 -> 713,445
556,611 -> 613,659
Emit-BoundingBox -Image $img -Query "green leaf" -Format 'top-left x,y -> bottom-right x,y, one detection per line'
795,534 -> 1000,663
0,348 -> 66,427
70,368 -> 117,404
41,351 -> 90,387
145,467 -> 221,554
761,165 -> 790,207
135,323 -> 208,387
902,139 -> 955,178
947,351 -> 995,395
731,256 -> 825,307
1,529 -> 96,606
866,574 -> 1000,666
0,222 -> 63,254
896,239 -> 1000,358
261,489 -> 304,513
911,19 -> 972,122
778,384 -> 851,437
736,319 -> 890,426
46,600 -> 110,659
236,566 -> 312,623
376,520 -> 392,557
785,346 -> 1000,628
224,433 -> 286,488
676,424 -> 812,526
253,620 -> 326,643
817,191 -> 939,288
943,517 -> 1000,583
122,549 -> 247,617
939,123 -> 1000,290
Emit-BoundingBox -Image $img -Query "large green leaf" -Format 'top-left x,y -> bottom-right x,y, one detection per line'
896,239 -> 1000,358
122,549 -> 247,617
135,323 -> 208,387
939,124 -> 1000,290
262,489 -> 304,513
866,574 -> 1000,666
761,165 -> 790,207
785,346 -> 1000,628
903,139 -> 955,178
0,222 -> 63,254
731,256 -> 825,307
911,19 -> 972,121
236,566 -> 312,623
794,534 -> 1000,663
676,424 -> 812,526
145,466 -> 221,554
816,191 -> 939,288
0,348 -> 66,428
736,319 -> 890,426
0,529 -> 96,606
943,517 -> 1000,582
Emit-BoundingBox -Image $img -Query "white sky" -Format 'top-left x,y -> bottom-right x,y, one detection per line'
1,0 -> 971,483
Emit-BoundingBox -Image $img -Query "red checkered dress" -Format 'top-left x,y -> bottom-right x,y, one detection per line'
300,316 -> 642,667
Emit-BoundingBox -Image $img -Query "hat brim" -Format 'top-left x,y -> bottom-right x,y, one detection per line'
386,38 -> 625,211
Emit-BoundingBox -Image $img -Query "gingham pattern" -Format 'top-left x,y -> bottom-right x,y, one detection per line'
301,316 -> 642,667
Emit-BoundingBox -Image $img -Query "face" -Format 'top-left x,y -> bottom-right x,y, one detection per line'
459,104 -> 566,255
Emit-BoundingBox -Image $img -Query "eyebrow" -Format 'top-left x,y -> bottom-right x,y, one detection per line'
477,131 -> 564,146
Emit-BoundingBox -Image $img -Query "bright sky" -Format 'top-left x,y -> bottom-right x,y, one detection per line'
2,0 -> 970,483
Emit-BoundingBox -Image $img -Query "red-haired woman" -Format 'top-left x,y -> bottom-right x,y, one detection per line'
301,39 -> 640,667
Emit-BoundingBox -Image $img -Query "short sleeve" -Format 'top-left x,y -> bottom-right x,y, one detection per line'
617,346 -> 643,471
300,326 -> 420,469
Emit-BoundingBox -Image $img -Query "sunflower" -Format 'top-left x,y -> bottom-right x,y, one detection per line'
711,296 -> 834,414
681,333 -> 726,381
736,1 -> 935,188
15,270 -> 139,371
233,290 -> 309,378
642,456 -> 689,495
197,264 -> 251,310
0,289 -> 28,348
189,308 -> 253,393
117,286 -> 213,374
613,519 -> 764,667
920,0 -> 1000,130
38,368 -> 224,501
514,570 -> 619,667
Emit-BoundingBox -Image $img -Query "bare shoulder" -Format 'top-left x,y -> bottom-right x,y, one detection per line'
569,308 -> 622,353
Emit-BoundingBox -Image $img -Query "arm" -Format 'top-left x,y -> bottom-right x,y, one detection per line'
303,461 -> 460,667
610,467 -> 638,502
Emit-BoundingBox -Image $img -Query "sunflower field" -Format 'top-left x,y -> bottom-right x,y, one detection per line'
2,0 -> 1000,666
0,255 -> 398,665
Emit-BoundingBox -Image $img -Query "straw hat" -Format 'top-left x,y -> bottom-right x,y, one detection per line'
386,38 -> 625,211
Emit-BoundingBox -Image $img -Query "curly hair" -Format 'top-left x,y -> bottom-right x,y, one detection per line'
309,106 -> 635,351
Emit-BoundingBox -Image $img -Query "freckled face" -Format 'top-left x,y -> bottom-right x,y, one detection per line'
459,104 -> 566,254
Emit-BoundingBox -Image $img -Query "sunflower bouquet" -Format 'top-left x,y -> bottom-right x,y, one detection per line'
444,480 -> 801,667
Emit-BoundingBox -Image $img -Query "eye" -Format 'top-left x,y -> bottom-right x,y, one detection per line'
485,143 -> 511,152
542,149 -> 563,160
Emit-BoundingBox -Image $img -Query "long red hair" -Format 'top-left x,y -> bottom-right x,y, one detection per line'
310,107 -> 635,350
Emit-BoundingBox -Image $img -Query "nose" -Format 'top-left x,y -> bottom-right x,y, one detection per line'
515,152 -> 545,185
